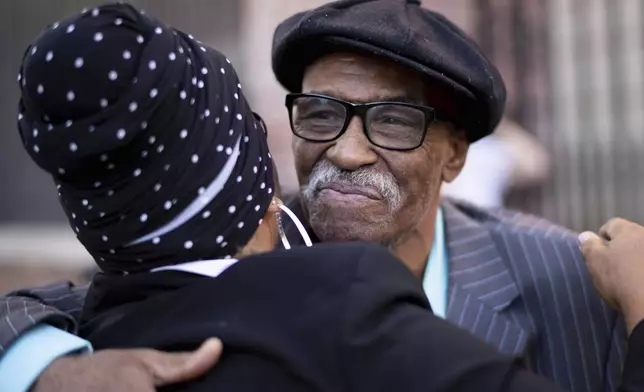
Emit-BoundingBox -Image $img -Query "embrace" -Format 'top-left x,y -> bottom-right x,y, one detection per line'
1,1 -> 644,392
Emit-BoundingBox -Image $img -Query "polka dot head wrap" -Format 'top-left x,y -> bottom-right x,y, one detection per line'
17,3 -> 275,273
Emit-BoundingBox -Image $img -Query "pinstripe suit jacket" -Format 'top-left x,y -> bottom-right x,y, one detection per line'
0,198 -> 627,392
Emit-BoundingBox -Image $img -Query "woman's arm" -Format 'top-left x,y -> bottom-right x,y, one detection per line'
0,282 -> 88,353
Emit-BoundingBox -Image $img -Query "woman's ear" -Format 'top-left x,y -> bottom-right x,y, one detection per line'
235,198 -> 282,258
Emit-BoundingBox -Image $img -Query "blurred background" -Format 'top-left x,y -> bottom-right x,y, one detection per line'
0,0 -> 642,291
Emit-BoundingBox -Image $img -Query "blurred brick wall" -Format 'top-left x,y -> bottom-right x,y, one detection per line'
465,0 -> 644,232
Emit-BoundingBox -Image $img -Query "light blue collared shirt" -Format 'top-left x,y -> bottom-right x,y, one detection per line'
0,325 -> 92,392
421,207 -> 449,318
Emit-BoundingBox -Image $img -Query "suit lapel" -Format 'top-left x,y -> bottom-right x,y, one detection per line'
443,200 -> 532,357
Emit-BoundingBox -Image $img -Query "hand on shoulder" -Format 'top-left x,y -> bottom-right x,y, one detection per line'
32,339 -> 222,392
579,218 -> 644,334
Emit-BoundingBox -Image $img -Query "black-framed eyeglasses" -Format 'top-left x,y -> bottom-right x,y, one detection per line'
285,93 -> 440,151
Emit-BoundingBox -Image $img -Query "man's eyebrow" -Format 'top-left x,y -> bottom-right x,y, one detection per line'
307,90 -> 423,105
381,96 -> 424,105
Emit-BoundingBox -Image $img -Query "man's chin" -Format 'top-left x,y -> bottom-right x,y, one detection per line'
312,224 -> 392,245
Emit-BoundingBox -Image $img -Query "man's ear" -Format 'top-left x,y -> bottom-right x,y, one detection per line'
441,129 -> 469,183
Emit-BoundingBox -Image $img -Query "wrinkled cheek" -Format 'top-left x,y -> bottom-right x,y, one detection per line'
292,139 -> 325,186
416,156 -> 445,199
397,168 -> 442,219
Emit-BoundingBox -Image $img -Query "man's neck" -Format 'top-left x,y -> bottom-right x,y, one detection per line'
392,212 -> 437,279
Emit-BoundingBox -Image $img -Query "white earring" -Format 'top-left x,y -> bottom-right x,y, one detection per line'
276,204 -> 313,249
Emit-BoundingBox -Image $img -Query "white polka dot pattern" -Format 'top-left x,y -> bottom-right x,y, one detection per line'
16,2 -> 275,273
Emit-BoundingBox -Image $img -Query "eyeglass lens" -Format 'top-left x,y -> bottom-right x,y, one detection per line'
291,95 -> 426,149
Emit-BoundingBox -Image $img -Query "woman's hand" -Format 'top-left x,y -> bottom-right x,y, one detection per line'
579,218 -> 644,335
33,338 -> 223,392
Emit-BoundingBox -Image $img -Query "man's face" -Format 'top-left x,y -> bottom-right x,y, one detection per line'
293,52 -> 468,246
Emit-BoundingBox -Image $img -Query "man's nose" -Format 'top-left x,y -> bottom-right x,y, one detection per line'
325,116 -> 378,171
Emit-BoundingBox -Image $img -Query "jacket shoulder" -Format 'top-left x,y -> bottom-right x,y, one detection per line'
445,200 -> 619,334
490,208 -> 578,243
447,199 -> 580,249
445,199 -> 591,294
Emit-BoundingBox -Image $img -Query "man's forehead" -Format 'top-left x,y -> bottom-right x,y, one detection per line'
302,52 -> 426,102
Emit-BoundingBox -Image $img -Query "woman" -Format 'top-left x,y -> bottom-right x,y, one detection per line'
16,4 -> 643,392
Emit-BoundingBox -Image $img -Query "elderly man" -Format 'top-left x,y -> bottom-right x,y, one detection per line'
272,2 -> 625,390
0,1 -> 626,391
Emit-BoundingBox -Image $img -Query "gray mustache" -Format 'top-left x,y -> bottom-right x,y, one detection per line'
304,161 -> 403,209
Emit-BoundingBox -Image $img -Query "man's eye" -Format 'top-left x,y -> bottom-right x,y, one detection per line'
375,116 -> 411,126
300,110 -> 342,120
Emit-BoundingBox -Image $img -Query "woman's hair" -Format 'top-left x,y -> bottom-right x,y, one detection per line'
17,3 -> 275,273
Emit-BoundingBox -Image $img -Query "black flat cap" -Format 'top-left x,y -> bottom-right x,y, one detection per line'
272,0 -> 506,142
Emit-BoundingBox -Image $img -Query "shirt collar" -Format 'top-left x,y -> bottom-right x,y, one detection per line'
421,206 -> 448,318
151,258 -> 239,278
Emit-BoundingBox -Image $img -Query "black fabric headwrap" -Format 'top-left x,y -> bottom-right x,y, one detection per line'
17,3 -> 275,274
